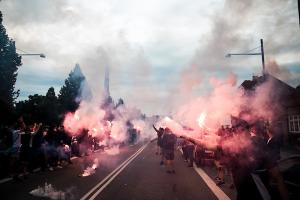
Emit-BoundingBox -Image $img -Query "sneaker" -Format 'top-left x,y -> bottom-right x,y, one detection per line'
48,167 -> 54,171
160,161 -> 164,165
57,165 -> 63,169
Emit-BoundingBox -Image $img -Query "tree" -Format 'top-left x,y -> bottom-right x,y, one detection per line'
58,64 -> 85,113
0,11 -> 22,124
15,87 -> 60,125
15,94 -> 45,124
43,87 -> 59,125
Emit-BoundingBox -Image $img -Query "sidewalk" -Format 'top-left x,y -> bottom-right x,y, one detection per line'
281,145 -> 300,159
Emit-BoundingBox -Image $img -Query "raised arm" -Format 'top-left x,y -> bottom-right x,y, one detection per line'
152,125 -> 159,133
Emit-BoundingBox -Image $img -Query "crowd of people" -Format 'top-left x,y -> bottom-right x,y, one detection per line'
0,116 -> 290,199
153,122 -> 289,200
0,116 -> 142,181
0,117 -> 100,180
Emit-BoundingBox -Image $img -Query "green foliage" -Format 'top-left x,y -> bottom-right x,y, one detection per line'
15,65 -> 86,126
15,87 -> 60,125
58,64 -> 85,113
0,11 -> 22,125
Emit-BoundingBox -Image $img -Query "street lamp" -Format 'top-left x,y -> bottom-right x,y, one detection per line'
226,39 -> 265,76
17,48 -> 46,58
19,53 -> 46,58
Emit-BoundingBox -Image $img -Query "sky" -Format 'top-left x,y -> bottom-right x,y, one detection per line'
1,0 -> 299,116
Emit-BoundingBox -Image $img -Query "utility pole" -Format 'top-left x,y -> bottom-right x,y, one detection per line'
260,39 -> 265,75
226,38 -> 266,76
298,0 -> 300,27
104,65 -> 110,98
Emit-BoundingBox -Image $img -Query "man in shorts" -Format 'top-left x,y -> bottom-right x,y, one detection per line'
162,128 -> 177,174
153,125 -> 165,165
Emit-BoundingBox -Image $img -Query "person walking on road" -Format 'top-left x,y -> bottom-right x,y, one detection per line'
161,127 -> 177,174
153,125 -> 165,165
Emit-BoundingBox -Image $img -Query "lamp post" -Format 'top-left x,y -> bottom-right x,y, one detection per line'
226,39 -> 265,76
19,53 -> 46,58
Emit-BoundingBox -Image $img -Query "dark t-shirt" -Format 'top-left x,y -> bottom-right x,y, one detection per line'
267,135 -> 281,162
157,131 -> 164,146
162,133 -> 177,151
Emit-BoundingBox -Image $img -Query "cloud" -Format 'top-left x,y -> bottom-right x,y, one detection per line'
266,59 -> 292,81
1,0 -> 299,115
177,0 -> 299,96
1,0 -> 72,25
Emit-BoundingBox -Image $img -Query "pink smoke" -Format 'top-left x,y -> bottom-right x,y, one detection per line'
156,73 -> 279,152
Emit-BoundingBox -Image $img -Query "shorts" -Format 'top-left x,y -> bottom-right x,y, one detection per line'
164,150 -> 174,160
160,147 -> 165,155
157,138 -> 163,147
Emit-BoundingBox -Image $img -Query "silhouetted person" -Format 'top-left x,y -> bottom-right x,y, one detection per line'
153,125 -> 165,164
161,128 -> 177,174
231,125 -> 289,200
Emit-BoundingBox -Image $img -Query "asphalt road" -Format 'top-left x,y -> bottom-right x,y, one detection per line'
0,141 -> 233,200
96,141 -> 218,200
0,143 -> 143,200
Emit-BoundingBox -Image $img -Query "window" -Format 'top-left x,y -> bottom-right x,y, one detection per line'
289,115 -> 300,133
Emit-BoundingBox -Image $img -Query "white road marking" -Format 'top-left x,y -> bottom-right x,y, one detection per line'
80,144 -> 148,200
193,165 -> 231,200
0,177 -> 12,184
178,147 -> 231,200
88,144 -> 148,200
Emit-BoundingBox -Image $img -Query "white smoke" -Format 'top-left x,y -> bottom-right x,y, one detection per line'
80,158 -> 99,177
30,182 -> 66,200
104,145 -> 120,155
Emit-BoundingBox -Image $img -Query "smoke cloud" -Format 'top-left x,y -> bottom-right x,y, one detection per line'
156,71 -> 283,152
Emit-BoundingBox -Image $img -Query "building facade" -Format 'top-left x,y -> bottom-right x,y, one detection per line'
240,74 -> 300,145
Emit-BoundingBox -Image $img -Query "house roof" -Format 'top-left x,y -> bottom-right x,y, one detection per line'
240,73 -> 299,107
241,73 -> 295,93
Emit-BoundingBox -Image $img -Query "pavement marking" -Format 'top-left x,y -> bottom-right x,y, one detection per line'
88,144 -> 148,200
0,177 -> 13,184
80,144 -> 148,200
179,148 -> 231,200
193,165 -> 231,200
251,173 -> 271,200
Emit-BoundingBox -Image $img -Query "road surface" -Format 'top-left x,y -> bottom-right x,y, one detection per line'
0,141 -> 235,200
